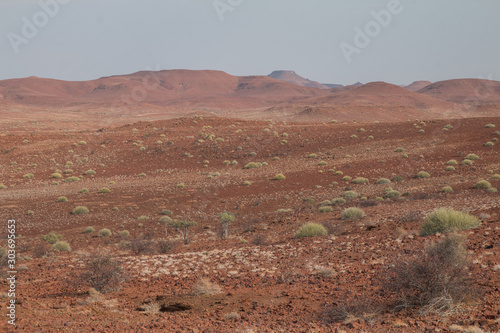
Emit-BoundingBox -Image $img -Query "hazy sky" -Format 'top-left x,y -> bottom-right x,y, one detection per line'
1,0 -> 499,85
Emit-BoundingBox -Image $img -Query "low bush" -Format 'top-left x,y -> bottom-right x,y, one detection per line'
57,196 -> 68,202
78,253 -> 125,293
446,160 -> 458,165
295,223 -> 328,238
376,178 -> 391,184
341,207 -> 365,220
352,177 -> 369,184
273,173 -> 286,180
475,180 -> 492,189
385,234 -> 475,314
42,231 -> 62,244
83,227 -> 95,234
72,206 -> 89,215
98,228 -> 112,237
52,241 -> 71,252
342,191 -> 358,200
193,278 -> 222,295
385,190 -> 401,199
318,206 -> 333,213
331,198 -> 346,205
415,171 -> 430,178
464,154 -> 479,160
461,159 -> 473,166
98,187 -> 111,193
441,186 -> 453,193
420,208 -> 480,236
84,170 -> 96,175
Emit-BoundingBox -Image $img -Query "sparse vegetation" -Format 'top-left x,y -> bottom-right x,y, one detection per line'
352,177 -> 369,184
83,227 -> 95,234
318,206 -> 333,213
78,253 -> 125,293
72,206 -> 89,215
474,180 -> 492,189
420,208 -> 480,236
295,223 -> 328,238
341,207 -> 365,220
342,191 -> 358,200
98,187 -> 111,193
42,231 -> 62,244
376,178 -> 391,184
193,278 -> 222,295
166,219 -> 197,244
98,228 -> 112,237
416,171 -> 430,178
385,234 -> 475,314
219,212 -> 235,239
52,241 -> 71,252
441,186 -> 453,193
57,196 -> 68,202
273,173 -> 286,180
464,154 -> 479,160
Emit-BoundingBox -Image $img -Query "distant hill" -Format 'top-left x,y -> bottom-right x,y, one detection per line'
268,70 -> 330,89
1,70 -> 499,127
418,79 -> 500,103
404,81 -> 432,91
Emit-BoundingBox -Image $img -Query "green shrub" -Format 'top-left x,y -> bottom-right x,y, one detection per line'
376,178 -> 391,184
487,187 -> 498,193
446,166 -> 455,171
446,160 -> 458,165
79,188 -> 89,193
243,180 -> 252,186
51,173 -> 63,178
319,200 -> 332,206
352,177 -> 369,184
319,206 -> 333,213
295,223 -> 328,238
385,190 -> 401,199
415,171 -> 430,178
83,227 -> 95,233
485,123 -> 496,128
395,147 -> 405,152
334,171 -> 343,175
160,209 -> 173,216
0,184 -> 7,189
342,191 -> 358,200
484,141 -> 494,147
176,183 -> 185,188
464,154 -> 479,160
137,216 -> 149,221
475,180 -> 492,189
139,173 -> 146,177
23,173 -> 34,179
98,187 -> 111,193
491,174 -> 500,180
57,196 -> 68,202
243,162 -> 259,169
342,176 -> 352,181
392,175 -> 404,182
318,161 -> 327,166
421,208 -> 480,236
84,169 -> 96,175
441,186 -> 453,193
273,174 -> 286,181
159,216 -> 172,224
341,207 -> 365,220
52,241 -> 71,252
65,176 -> 80,182
331,198 -> 346,205
461,159 -> 473,166
42,231 -> 62,244
119,230 -> 130,238
27,210 -> 34,216
72,206 -> 89,215
98,228 -> 112,237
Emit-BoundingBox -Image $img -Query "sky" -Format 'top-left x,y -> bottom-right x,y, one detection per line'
0,0 -> 499,85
